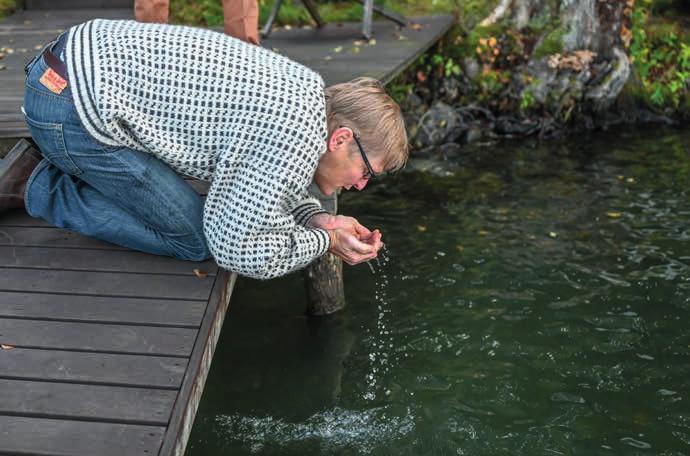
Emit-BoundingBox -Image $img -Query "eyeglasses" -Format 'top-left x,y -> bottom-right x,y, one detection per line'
351,131 -> 378,180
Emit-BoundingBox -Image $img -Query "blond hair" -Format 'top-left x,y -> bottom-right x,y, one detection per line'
324,77 -> 408,172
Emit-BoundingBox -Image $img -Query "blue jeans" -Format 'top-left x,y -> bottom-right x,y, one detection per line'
22,40 -> 211,261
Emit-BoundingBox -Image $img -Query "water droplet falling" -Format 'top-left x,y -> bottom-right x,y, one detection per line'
364,246 -> 395,401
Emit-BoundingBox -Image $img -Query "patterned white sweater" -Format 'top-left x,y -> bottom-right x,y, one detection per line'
65,19 -> 331,279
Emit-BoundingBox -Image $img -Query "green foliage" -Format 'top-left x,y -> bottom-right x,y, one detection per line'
0,0 -> 16,20
532,25 -> 564,59
630,0 -> 690,109
388,81 -> 414,106
519,89 -> 535,111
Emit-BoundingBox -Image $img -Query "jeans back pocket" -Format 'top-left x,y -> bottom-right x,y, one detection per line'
24,114 -> 82,176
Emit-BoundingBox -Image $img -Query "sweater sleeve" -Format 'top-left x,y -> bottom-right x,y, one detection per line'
203,153 -> 330,280
289,189 -> 330,226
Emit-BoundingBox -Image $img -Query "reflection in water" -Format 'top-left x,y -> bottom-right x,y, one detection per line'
189,128 -> 690,455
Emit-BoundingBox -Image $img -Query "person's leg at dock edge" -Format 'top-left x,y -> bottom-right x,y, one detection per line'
134,0 -> 260,45
10,34 -> 211,262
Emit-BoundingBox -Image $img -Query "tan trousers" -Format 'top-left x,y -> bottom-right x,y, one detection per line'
134,0 -> 260,45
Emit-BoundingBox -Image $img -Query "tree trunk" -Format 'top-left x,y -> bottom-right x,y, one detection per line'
304,252 -> 346,316
302,182 -> 346,316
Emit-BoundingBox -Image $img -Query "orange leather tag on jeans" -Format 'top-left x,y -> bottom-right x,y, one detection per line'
39,68 -> 67,94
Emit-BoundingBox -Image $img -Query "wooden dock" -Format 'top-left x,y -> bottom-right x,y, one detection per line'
0,5 -> 454,456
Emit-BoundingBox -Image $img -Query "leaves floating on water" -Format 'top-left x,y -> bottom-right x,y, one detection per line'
479,230 -> 490,236
455,245 -> 464,252
1,344 -> 15,350
417,225 -> 427,232
607,211 -> 623,218
193,268 -> 208,278
548,231 -> 558,238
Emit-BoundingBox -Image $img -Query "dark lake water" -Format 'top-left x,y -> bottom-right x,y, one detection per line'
188,128 -> 690,455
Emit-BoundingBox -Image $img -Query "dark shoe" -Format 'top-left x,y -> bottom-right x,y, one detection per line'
0,139 -> 43,213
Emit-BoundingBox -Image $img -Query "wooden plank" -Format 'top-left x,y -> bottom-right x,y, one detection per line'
160,270 -> 237,456
0,319 -> 197,356
0,226 -> 132,249
0,378 -> 176,425
0,268 -> 214,300
0,291 -> 205,326
1,348 -> 187,389
0,416 -> 164,456
0,245 -> 218,275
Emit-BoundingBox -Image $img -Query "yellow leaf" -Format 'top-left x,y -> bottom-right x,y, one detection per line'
488,37 -> 497,47
417,225 -> 427,232
606,211 -> 623,218
456,244 -> 465,252
479,38 -> 487,46
1,344 -> 15,350
479,230 -> 489,236
193,268 -> 208,278
333,46 -> 343,53
626,177 -> 635,183
476,46 -> 483,55
352,46 -> 360,54
323,55 -> 333,60
548,232 -> 558,238
353,40 -> 364,46
368,38 -> 377,45
409,23 -> 423,31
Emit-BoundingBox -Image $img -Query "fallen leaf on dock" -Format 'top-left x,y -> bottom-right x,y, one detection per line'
351,46 -> 360,54
353,40 -> 364,46
333,46 -> 343,53
606,211 -> 623,218
409,23 -> 423,31
368,38 -> 377,45
34,44 -> 42,50
323,55 -> 332,60
1,344 -> 15,350
193,268 -> 208,278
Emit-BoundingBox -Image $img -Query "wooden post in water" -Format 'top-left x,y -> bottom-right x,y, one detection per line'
304,183 -> 346,315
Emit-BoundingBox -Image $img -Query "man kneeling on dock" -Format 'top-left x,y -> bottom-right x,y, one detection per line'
0,19 -> 408,279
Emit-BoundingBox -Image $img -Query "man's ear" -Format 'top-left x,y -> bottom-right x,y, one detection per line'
327,127 -> 354,152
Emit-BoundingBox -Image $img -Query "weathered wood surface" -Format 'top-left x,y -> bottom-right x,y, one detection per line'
0,198 -> 235,456
0,10 -> 454,137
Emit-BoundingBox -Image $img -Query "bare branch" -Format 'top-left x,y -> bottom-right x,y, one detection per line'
480,0 -> 513,27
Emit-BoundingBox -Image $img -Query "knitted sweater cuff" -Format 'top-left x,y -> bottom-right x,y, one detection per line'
292,201 -> 328,226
